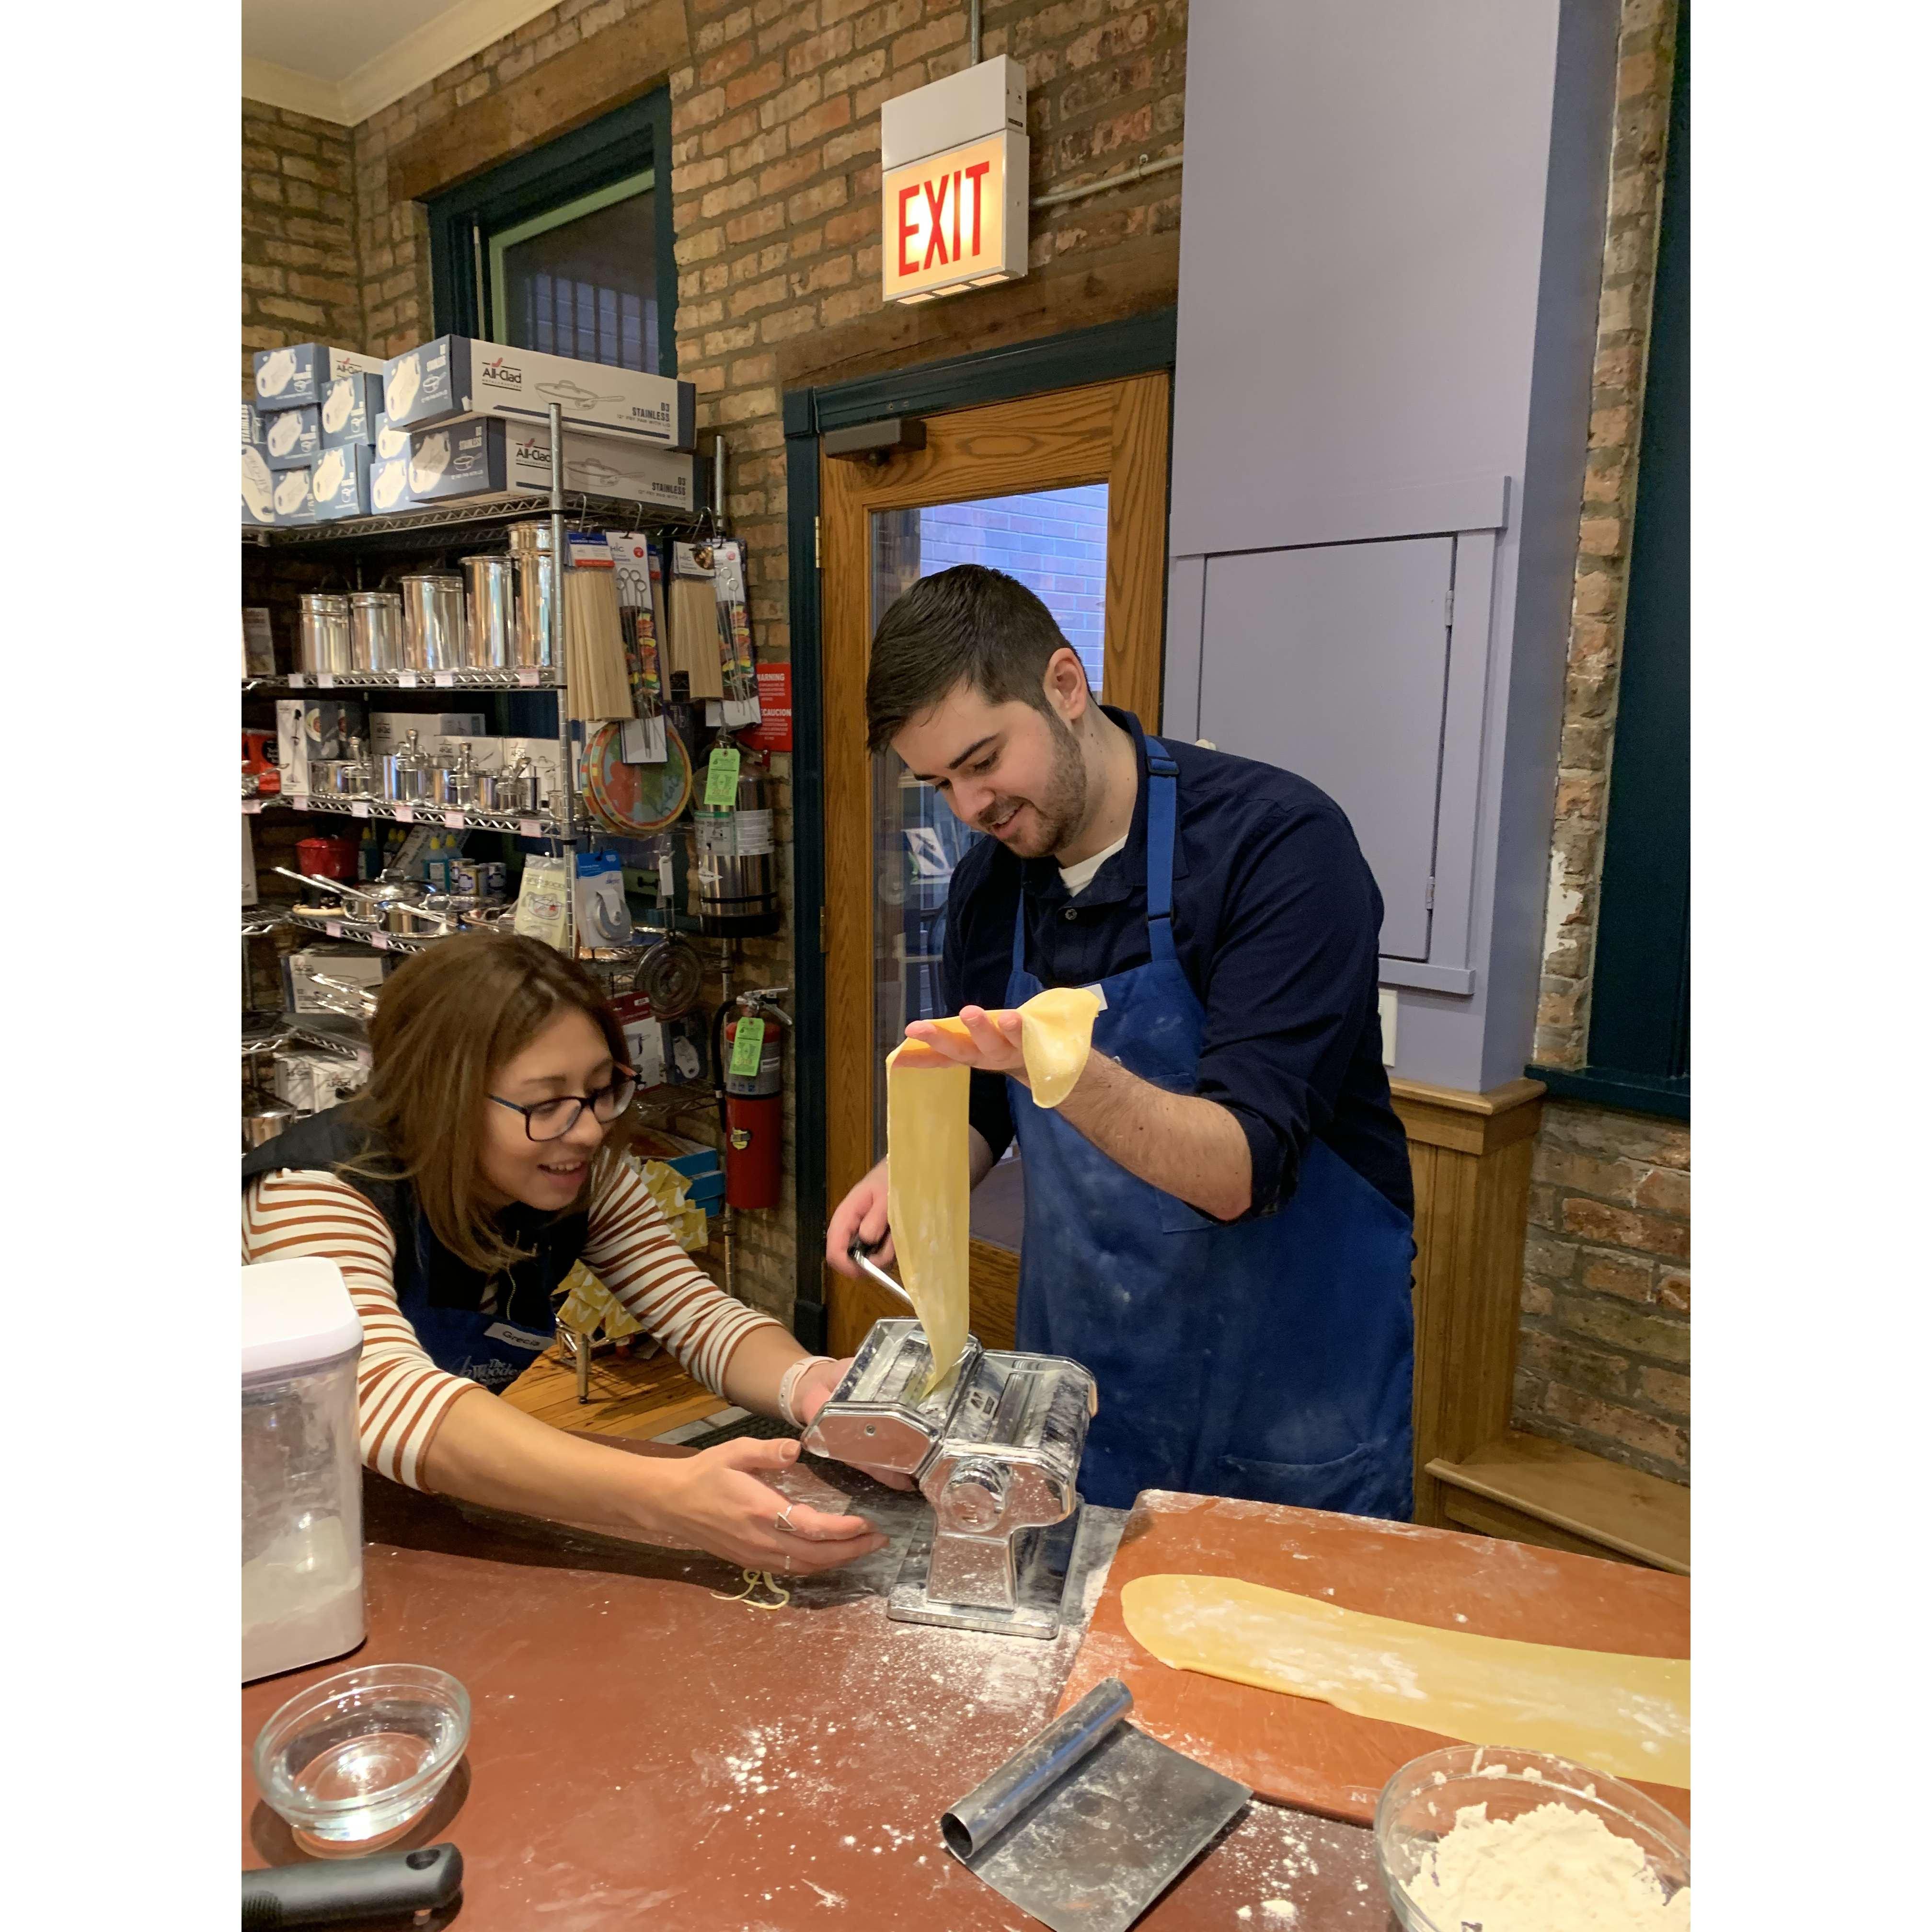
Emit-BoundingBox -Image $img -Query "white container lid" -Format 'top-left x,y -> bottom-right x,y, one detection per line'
242,1257 -> 362,1379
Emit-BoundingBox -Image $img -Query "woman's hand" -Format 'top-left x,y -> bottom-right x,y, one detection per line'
826,1156 -> 895,1273
633,1437 -> 888,1574
792,1357 -> 916,1491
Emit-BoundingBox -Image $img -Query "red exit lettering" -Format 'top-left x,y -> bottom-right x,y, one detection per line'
897,157 -> 998,280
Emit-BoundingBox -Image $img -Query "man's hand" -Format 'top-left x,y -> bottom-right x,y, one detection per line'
903,1005 -> 1030,1082
826,1157 -> 894,1275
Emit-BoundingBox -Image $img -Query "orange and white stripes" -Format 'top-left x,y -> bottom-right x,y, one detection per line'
242,1159 -> 783,1490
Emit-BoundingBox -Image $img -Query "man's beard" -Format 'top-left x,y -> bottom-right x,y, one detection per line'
974,709 -> 1088,858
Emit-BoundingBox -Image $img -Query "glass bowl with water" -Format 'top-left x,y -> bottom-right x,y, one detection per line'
253,1663 -> 470,1853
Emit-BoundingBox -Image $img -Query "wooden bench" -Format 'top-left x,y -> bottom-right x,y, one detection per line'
1426,1430 -> 1689,1574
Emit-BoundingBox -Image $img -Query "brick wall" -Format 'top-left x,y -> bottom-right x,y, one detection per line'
1514,0 -> 1689,1481
241,102 -> 364,396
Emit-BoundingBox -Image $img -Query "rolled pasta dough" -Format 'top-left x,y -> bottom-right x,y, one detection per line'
1122,1574 -> 1689,1789
885,1045 -> 971,1391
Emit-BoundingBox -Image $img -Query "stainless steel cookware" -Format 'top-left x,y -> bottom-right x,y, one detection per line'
386,897 -> 463,938
298,593 -> 353,678
461,555 -> 517,671
349,591 -> 405,673
508,523 -> 558,670
379,727 -> 436,803
506,755 -> 543,815
399,573 -> 467,673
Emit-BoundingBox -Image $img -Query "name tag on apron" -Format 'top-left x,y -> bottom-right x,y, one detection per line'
483,1321 -> 553,1352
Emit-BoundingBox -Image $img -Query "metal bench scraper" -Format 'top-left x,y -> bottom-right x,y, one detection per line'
940,1677 -> 1251,1932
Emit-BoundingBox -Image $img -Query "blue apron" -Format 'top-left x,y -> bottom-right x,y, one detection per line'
1007,740 -> 1417,1518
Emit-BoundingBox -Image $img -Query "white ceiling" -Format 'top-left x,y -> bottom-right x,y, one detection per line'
242,0 -> 558,126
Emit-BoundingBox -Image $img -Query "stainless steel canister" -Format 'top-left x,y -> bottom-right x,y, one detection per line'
461,555 -> 517,671
298,593 -> 352,678
349,591 -> 404,674
512,554 -> 557,669
399,573 -> 467,673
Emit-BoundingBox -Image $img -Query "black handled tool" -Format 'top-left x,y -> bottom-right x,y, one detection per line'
241,1844 -> 462,1927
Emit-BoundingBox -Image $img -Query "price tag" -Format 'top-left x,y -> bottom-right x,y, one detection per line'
288,673 -> 306,689
434,671 -> 454,688
371,931 -> 391,951
728,1016 -> 766,1079
519,817 -> 541,840
399,672 -> 418,688
318,672 -> 334,689
517,667 -> 540,687
703,745 -> 742,808
352,801 -> 371,818
242,799 -> 263,814
394,805 -> 414,823
325,921 -> 343,939
443,810 -> 465,830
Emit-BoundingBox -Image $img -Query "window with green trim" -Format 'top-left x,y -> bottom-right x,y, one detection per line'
425,92 -> 677,376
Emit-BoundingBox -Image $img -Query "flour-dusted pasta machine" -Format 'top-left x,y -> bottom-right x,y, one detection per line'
802,1252 -> 1098,1640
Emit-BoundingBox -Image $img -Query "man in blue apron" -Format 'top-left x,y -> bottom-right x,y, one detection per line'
828,565 -> 1416,1519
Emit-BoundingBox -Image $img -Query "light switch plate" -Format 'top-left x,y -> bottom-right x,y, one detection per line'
1379,987 -> 1398,1067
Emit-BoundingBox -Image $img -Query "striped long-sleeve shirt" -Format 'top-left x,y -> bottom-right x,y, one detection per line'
242,1158 -> 785,1490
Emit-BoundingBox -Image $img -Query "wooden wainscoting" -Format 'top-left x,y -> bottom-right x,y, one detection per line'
1390,1076 -> 1545,1527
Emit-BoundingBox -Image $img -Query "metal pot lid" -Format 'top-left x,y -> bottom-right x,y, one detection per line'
635,937 -> 704,1019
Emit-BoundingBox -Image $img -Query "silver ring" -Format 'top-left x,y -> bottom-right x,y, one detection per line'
774,1504 -> 797,1536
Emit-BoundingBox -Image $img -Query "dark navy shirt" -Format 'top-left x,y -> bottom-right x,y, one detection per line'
941,708 -> 1414,1222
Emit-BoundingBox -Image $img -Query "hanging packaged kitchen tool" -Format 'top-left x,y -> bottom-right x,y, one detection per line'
379,728 -> 436,803
667,541 -> 725,701
509,521 -> 558,669
299,594 -> 353,678
349,590 -> 404,674
460,554 -> 517,671
399,573 -> 467,673
687,743 -> 779,935
582,719 -> 692,837
563,561 -> 635,722
710,537 -> 762,728
513,854 -> 570,952
575,851 -> 634,948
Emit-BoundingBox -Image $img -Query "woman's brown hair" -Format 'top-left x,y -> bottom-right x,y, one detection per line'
343,932 -> 633,1277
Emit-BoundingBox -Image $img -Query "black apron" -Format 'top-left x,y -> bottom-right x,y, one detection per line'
242,1105 -> 589,1391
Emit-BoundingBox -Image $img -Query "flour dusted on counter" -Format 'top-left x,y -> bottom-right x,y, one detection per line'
1412,1800 -> 1689,1931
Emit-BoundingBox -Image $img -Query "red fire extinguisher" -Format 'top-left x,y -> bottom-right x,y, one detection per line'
713,989 -> 789,1211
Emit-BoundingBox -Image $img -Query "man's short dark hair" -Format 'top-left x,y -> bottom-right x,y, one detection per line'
865,565 -> 1081,752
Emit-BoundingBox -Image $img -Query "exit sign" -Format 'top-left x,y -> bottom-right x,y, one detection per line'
880,58 -> 1028,306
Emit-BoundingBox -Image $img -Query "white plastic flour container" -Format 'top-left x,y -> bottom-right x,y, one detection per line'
242,1258 -> 366,1683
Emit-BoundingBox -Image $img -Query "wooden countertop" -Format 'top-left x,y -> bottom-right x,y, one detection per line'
242,1448 -> 1392,1930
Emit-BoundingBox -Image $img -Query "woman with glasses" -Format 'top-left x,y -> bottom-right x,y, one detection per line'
242,932 -> 888,1578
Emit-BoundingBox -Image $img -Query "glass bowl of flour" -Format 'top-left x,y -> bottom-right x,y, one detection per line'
1376,1745 -> 1690,1931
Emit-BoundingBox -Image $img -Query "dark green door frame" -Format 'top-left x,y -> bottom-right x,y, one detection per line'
782,310 -> 1179,1347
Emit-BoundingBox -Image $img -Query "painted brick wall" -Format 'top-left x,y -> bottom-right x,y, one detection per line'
241,102 -> 364,396
1514,0 -> 1689,1481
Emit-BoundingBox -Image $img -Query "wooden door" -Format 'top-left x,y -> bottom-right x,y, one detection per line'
819,374 -> 1173,1357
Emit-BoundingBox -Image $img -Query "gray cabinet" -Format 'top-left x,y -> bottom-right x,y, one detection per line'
1196,538 -> 1453,962
1163,0 -> 1620,1092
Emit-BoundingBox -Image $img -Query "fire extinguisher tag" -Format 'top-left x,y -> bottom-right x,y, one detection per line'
730,1127 -> 753,1150
703,745 -> 742,807
729,1016 -> 766,1079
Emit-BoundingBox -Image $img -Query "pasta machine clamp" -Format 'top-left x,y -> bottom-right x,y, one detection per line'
802,1245 -> 1099,1640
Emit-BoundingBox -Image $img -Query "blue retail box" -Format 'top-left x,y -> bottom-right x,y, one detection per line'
260,403 -> 322,470
254,342 -> 386,412
320,372 -> 384,448
242,445 -> 276,527
309,443 -> 374,520
269,465 -> 316,525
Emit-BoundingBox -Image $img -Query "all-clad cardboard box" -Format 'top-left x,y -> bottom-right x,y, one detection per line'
261,404 -> 322,470
321,372 -> 385,447
254,343 -> 387,412
242,402 -> 263,447
403,416 -> 698,512
242,446 -> 276,527
368,451 -> 415,514
309,443 -> 373,519
271,466 -> 316,524
382,335 -> 694,447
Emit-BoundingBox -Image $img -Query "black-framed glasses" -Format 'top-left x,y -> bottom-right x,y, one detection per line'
489,1071 -> 637,1142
